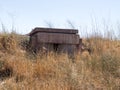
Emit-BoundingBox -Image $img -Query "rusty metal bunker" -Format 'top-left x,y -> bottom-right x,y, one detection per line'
28,27 -> 82,54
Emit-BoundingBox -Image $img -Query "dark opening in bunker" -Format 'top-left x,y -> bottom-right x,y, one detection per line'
53,44 -> 59,52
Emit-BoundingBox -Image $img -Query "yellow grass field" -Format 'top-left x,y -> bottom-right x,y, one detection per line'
0,33 -> 120,90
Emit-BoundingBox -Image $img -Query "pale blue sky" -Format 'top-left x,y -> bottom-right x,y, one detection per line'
0,0 -> 120,36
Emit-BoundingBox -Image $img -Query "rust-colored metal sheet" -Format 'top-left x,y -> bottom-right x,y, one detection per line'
29,27 -> 78,36
37,32 -> 79,44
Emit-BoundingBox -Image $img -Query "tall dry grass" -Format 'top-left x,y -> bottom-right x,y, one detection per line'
0,32 -> 119,90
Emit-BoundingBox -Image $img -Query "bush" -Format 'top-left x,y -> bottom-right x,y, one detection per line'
0,34 -> 17,53
0,60 -> 13,80
100,53 -> 120,77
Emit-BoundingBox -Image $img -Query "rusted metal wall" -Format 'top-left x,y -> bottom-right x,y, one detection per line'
34,43 -> 78,54
36,33 -> 79,44
57,44 -> 77,54
29,27 -> 82,54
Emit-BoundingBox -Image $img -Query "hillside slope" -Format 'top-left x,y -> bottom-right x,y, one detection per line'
0,33 -> 120,90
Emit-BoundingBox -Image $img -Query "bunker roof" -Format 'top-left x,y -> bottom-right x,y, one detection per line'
29,27 -> 78,36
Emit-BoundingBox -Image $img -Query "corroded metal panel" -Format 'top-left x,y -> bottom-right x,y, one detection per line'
36,32 -> 79,44
28,27 -> 82,54
57,44 -> 77,54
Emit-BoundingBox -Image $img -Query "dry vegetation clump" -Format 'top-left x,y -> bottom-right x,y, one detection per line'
0,33 -> 119,90
0,34 -> 17,53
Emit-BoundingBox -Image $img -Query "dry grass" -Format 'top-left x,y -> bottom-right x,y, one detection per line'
0,33 -> 119,90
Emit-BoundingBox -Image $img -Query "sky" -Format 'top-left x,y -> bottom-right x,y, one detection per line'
0,0 -> 120,36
